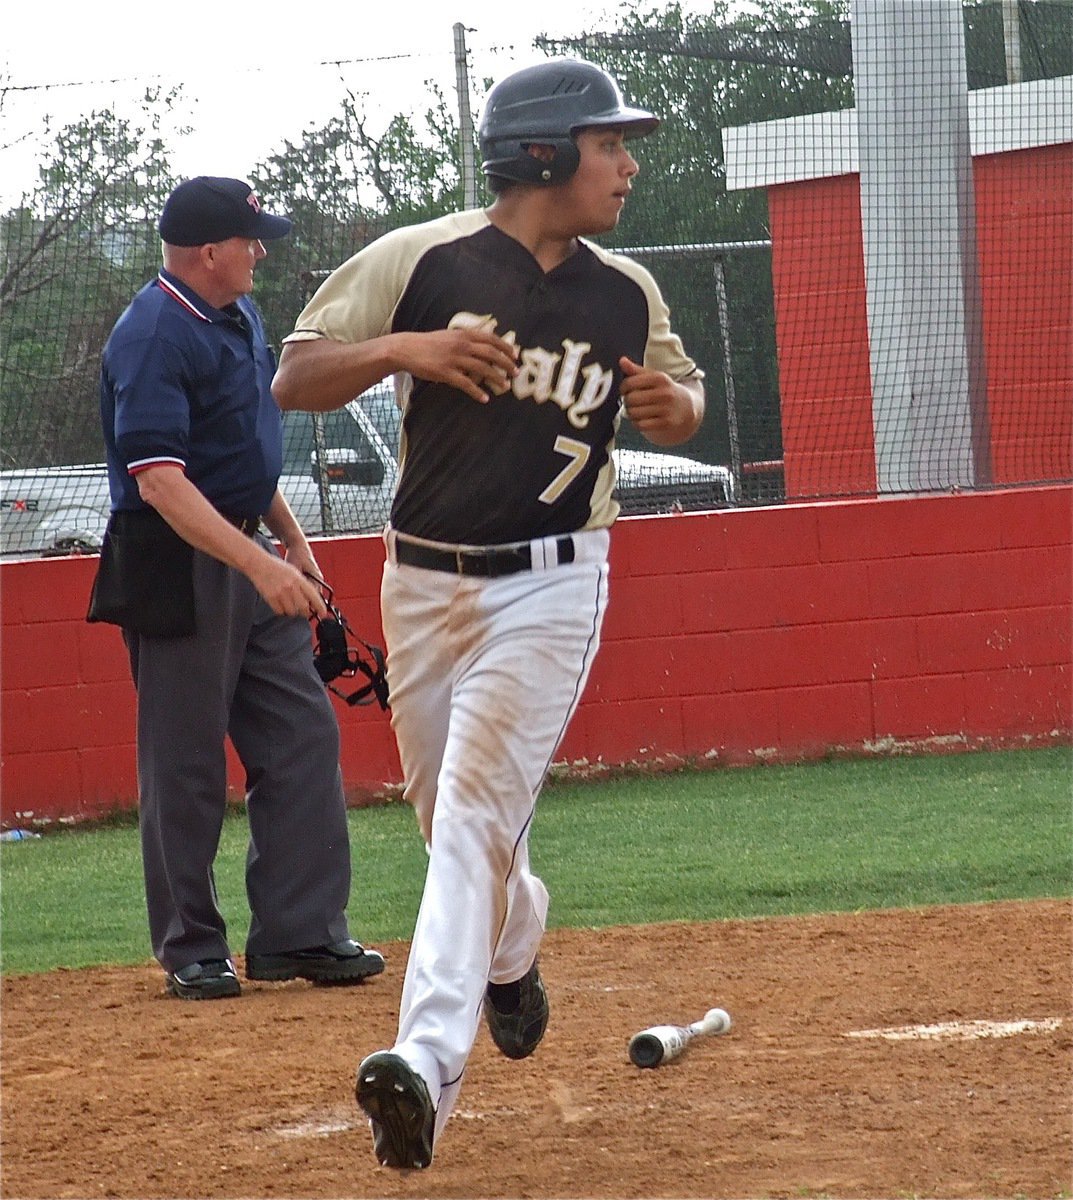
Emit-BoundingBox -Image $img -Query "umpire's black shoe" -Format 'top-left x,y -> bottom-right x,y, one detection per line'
245,939 -> 385,985
483,959 -> 549,1059
355,1051 -> 435,1170
165,958 -> 241,1001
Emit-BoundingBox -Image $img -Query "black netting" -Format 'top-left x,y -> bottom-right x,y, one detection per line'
2,1 -> 1069,554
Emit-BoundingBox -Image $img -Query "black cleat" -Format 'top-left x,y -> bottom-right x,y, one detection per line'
483,959 -> 549,1059
165,958 -> 241,1000
245,939 -> 385,984
355,1051 -> 435,1170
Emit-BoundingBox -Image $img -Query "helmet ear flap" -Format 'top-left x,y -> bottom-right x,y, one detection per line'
542,140 -> 581,184
482,138 -> 580,187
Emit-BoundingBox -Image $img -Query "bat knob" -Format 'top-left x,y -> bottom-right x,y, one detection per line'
704,1007 -> 732,1035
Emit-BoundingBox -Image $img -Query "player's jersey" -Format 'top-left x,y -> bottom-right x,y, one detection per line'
284,209 -> 701,544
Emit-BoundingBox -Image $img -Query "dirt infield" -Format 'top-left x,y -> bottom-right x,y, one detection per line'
2,898 -> 1069,1199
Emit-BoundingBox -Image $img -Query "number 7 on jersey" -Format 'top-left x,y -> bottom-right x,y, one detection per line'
538,435 -> 591,505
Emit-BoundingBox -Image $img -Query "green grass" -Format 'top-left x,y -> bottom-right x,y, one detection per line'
1,747 -> 1070,975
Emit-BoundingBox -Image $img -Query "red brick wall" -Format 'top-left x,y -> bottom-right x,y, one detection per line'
975,143 -> 1073,484
768,142 -> 1073,498
3,486 -> 1070,826
768,176 -> 875,498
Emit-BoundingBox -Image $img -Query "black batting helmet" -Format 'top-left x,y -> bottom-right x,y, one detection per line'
478,58 -> 660,186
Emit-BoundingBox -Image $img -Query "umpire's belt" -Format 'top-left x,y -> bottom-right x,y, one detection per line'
393,533 -> 575,577
221,513 -> 262,537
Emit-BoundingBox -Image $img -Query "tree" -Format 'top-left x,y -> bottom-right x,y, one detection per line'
248,81 -> 464,347
7,1 -> 1065,483
239,1 -> 859,483
0,89 -> 180,465
534,1 -> 854,476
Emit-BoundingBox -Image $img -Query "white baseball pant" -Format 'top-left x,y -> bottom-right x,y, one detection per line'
379,526 -> 610,1140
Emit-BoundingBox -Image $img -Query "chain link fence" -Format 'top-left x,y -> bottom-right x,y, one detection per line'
1,1 -> 1069,554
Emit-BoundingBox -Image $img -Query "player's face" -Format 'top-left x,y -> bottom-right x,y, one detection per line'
561,127 -> 640,235
209,236 -> 267,302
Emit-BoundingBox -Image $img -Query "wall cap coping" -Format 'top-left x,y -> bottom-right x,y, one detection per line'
722,75 -> 1073,191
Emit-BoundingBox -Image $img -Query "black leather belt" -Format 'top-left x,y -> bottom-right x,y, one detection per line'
394,536 -> 575,577
222,514 -> 262,536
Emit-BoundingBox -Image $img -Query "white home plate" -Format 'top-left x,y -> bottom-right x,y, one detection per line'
272,1114 -> 355,1138
846,1017 -> 1063,1041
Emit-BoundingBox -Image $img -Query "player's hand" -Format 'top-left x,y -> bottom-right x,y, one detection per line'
619,357 -> 704,446
248,553 -> 329,619
399,328 -> 519,403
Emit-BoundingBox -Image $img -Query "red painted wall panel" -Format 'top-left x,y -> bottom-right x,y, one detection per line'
601,573 -> 684,639
975,144 -> 1072,486
776,681 -> 875,752
962,664 -> 1073,738
767,143 -> 1072,499
680,690 -> 781,764
2,750 -> 85,823
768,177 -> 876,499
872,674 -> 968,741
2,487 -> 1069,826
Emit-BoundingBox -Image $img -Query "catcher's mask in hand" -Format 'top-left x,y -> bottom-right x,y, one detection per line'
307,576 -> 389,710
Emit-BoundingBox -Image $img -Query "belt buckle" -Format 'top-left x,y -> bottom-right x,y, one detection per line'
459,547 -> 499,576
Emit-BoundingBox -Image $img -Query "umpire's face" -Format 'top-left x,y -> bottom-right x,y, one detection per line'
208,236 -> 268,304
559,127 -> 640,237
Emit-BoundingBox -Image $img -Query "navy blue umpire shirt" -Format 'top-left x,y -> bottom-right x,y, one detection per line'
100,268 -> 283,520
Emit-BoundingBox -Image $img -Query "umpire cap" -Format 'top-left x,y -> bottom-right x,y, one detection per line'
159,177 -> 292,246
479,58 -> 660,186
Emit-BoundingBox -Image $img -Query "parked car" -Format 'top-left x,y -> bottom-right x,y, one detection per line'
613,447 -> 737,514
0,390 -> 399,558
279,387 -> 400,537
0,383 -> 735,557
0,463 -> 118,557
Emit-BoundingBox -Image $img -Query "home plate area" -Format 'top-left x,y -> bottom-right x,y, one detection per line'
846,1016 -> 1064,1041
1,898 -> 1068,1198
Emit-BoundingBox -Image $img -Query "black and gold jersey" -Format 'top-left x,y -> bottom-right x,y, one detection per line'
284,209 -> 701,545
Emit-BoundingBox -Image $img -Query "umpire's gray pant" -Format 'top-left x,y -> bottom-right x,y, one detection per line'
125,539 -> 352,973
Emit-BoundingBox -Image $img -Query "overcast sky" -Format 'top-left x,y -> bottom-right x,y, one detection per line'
0,0 -> 744,207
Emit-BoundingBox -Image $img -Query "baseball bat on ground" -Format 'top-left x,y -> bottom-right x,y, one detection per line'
628,1006 -> 732,1068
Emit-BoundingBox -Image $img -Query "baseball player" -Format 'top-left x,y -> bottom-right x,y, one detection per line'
272,57 -> 705,1169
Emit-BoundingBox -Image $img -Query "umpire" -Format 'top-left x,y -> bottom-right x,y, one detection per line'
89,176 -> 384,1000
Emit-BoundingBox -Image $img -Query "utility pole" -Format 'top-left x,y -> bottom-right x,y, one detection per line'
453,23 -> 479,209
1002,0 -> 1023,84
